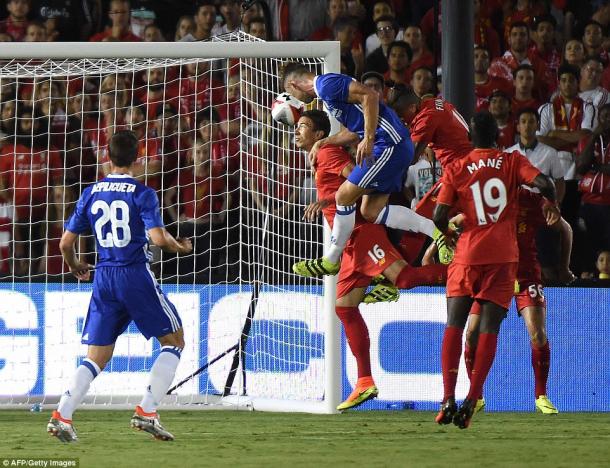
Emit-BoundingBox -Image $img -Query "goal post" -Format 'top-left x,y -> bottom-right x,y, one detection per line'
0,35 -> 342,414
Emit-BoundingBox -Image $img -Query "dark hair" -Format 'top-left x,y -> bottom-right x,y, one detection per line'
361,70 -> 384,85
598,102 -> 610,115
533,14 -> 557,30
510,21 -> 530,35
387,85 -> 420,112
281,61 -> 311,86
196,0 -> 216,13
474,44 -> 490,56
515,107 -> 540,122
301,109 -> 331,138
109,130 -> 139,168
558,63 -> 580,81
584,54 -> 604,67
470,111 -> 498,148
197,106 -> 220,124
333,15 -> 357,34
375,15 -> 397,29
386,40 -> 413,63
583,19 -> 604,32
513,63 -> 535,79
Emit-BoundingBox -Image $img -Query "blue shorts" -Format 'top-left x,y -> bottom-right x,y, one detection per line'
347,139 -> 413,193
82,264 -> 182,346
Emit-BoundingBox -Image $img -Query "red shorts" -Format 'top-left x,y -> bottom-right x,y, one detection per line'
514,279 -> 546,313
446,262 -> 518,310
397,181 -> 443,263
336,223 -> 402,299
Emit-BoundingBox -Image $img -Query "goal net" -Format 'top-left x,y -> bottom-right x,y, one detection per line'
0,33 -> 342,413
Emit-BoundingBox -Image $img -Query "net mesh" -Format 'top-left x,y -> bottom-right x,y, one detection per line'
0,32 -> 332,407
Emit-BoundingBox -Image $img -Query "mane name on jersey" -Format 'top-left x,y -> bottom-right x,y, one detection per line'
91,181 -> 136,193
467,156 -> 504,174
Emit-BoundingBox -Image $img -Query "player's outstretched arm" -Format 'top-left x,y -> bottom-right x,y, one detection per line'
59,230 -> 93,281
148,227 -> 193,254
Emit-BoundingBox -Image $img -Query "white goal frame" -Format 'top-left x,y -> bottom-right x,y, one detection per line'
0,40 -> 342,414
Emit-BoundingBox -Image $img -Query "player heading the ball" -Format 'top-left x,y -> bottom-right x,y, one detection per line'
47,130 -> 193,443
281,62 -> 453,277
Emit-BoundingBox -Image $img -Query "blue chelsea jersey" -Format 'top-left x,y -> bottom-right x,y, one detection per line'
313,73 -> 410,146
65,174 -> 164,267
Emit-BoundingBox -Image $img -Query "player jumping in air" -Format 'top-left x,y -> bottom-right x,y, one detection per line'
295,110 -> 447,410
281,63 -> 452,277
464,189 -> 574,415
47,131 -> 193,443
432,112 -> 559,429
390,89 -> 474,263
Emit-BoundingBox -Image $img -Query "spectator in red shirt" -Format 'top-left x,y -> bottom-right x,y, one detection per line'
137,66 -> 179,121
403,25 -> 434,77
197,107 -> 239,174
383,40 -> 412,87
576,103 -> 610,273
474,46 -> 512,112
309,0 -> 346,41
89,0 -> 141,42
529,14 -> 560,93
180,61 -> 225,127
489,21 -> 553,102
174,15 -> 195,41
163,139 -> 227,283
488,89 -> 516,149
502,0 -> 544,44
0,106 -> 63,276
0,0 -> 30,41
512,64 -> 542,118
473,0 -> 500,58
102,104 -> 161,190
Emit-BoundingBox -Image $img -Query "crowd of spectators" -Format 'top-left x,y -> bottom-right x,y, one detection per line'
0,0 -> 609,284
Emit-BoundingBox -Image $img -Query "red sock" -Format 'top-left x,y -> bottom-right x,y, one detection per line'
467,333 -> 498,401
532,341 -> 550,398
464,344 -> 475,382
336,306 -> 371,378
441,326 -> 463,402
394,263 -> 447,289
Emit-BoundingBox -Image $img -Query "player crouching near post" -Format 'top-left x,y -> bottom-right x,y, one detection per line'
295,110 -> 447,411
432,112 -> 559,429
47,130 -> 193,442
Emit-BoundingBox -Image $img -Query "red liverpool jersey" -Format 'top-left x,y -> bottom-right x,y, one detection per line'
314,145 -> 355,227
409,98 -> 473,168
437,148 -> 541,265
516,188 -> 546,282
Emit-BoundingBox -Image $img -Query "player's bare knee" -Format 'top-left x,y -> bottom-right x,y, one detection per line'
360,205 -> 380,223
465,326 -> 479,348
158,328 -> 185,349
530,329 -> 547,347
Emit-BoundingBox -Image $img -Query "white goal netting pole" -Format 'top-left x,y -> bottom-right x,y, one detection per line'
0,38 -> 341,414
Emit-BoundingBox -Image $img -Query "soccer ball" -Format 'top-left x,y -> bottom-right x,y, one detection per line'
271,92 -> 304,126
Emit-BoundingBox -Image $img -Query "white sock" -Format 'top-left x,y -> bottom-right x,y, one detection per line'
140,346 -> 182,414
375,205 -> 435,237
326,204 -> 356,263
57,358 -> 101,420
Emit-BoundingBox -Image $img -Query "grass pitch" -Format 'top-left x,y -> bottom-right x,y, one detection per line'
1,410 -> 610,467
